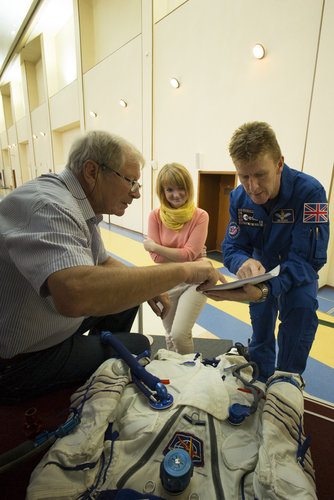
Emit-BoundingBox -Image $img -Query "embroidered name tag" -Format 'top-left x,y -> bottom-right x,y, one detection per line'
272,209 -> 294,223
163,431 -> 204,467
303,203 -> 328,223
238,209 -> 264,227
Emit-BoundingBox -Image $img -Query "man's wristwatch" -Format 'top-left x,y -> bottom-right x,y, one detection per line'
255,283 -> 269,303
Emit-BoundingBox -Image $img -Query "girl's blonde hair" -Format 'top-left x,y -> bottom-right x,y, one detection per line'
156,163 -> 194,205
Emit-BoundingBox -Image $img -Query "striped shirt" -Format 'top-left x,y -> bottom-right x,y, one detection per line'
0,169 -> 108,357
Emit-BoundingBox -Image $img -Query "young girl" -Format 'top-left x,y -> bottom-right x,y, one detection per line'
144,162 -> 209,354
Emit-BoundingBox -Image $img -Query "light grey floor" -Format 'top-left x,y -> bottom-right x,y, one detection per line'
150,335 -> 233,359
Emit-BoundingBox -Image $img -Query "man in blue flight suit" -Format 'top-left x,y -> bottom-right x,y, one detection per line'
205,121 -> 329,382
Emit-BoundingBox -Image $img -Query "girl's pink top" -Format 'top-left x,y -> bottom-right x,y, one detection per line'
147,207 -> 209,263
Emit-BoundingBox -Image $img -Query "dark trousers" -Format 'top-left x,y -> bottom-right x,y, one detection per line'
249,281 -> 318,381
0,307 -> 150,404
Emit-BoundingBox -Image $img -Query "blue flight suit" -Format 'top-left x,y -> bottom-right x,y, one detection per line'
222,164 -> 329,381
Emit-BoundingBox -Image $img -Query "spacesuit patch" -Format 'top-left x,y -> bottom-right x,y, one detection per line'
228,222 -> 240,239
272,209 -> 294,223
163,431 -> 204,467
303,203 -> 328,223
238,209 -> 264,227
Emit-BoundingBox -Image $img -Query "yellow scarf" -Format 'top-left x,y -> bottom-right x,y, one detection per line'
160,200 -> 196,231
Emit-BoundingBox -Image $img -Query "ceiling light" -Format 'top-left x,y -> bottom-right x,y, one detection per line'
40,132 -> 46,137
119,99 -> 127,108
33,134 -> 38,139
170,77 -> 180,89
89,111 -> 97,118
253,44 -> 265,59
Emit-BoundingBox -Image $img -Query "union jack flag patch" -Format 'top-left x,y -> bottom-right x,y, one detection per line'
303,203 -> 328,223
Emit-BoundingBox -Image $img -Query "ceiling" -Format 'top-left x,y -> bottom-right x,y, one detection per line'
0,0 -> 37,76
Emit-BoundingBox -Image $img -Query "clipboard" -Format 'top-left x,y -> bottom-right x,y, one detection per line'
207,265 -> 280,291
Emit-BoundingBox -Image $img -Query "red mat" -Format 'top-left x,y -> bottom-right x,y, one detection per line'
0,386 -> 76,499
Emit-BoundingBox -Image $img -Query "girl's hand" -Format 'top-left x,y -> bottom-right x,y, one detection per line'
197,245 -> 207,259
143,237 -> 156,252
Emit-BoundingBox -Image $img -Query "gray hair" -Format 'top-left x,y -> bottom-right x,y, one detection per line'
66,130 -> 145,175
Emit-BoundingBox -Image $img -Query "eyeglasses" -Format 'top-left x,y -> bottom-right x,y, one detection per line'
100,164 -> 142,192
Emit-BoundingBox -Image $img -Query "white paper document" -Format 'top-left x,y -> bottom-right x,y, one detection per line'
207,265 -> 280,291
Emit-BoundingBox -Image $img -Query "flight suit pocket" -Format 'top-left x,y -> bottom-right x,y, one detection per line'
308,226 -> 327,265
221,431 -> 259,471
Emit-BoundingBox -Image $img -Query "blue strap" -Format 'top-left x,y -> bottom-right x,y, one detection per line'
101,331 -> 169,405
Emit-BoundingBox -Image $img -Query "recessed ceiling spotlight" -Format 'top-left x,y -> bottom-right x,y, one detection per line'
119,99 -> 127,108
89,111 -> 97,118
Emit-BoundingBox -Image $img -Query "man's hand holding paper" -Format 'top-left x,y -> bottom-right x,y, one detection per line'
203,264 -> 280,302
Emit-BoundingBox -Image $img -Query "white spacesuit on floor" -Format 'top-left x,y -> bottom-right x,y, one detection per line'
27,348 -> 316,500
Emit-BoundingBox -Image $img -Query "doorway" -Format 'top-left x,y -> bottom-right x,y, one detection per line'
198,172 -> 237,252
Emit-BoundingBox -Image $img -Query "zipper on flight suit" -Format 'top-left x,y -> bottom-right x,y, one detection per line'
208,414 -> 225,499
117,408 -> 227,496
116,406 -> 184,489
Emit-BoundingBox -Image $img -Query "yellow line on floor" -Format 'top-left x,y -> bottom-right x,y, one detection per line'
101,227 -> 152,266
313,311 -> 334,368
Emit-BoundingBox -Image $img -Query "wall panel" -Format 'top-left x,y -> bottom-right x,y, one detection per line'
0,131 -> 8,149
11,81 -> 26,122
153,0 -> 323,184
303,0 -> 334,192
49,80 -> 80,131
8,125 -> 22,186
31,103 -> 52,175
83,36 -> 143,232
154,0 -> 188,22
16,117 -> 30,143
79,0 -> 142,73
0,95 -> 5,132
52,125 -> 81,173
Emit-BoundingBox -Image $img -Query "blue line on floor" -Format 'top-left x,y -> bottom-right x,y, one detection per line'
317,286 -> 334,302
107,251 -> 135,266
317,296 -> 334,315
197,303 -> 252,344
302,357 -> 334,403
